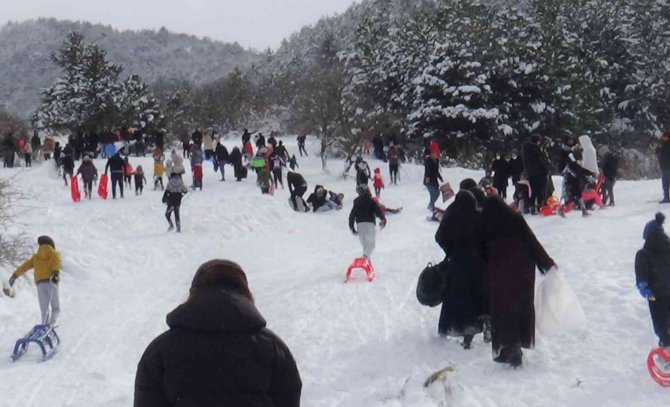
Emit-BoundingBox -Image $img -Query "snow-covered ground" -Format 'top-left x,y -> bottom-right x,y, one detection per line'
0,137 -> 667,406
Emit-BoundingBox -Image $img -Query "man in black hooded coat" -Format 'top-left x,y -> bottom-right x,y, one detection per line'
134,263 -> 301,407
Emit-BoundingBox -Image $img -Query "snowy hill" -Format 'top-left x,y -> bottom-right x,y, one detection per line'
0,137 -> 667,406
0,19 -> 260,118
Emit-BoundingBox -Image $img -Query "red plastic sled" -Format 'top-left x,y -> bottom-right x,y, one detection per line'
345,257 -> 375,282
98,174 -> 108,199
70,176 -> 81,202
648,347 -> 670,387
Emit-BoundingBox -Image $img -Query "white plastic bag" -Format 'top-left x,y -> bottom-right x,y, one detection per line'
535,269 -> 587,336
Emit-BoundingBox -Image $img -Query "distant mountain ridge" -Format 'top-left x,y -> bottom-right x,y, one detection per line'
0,18 -> 261,119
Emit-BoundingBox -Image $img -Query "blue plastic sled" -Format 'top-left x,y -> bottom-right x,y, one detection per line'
11,324 -> 60,362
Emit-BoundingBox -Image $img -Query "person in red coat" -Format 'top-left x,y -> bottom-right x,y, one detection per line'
372,167 -> 385,197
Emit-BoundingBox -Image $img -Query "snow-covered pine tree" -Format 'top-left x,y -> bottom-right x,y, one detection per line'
118,74 -> 165,134
34,32 -> 164,136
408,0 -> 499,160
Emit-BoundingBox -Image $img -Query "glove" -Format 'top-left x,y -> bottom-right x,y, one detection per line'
50,271 -> 60,285
8,274 -> 17,286
351,228 -> 358,235
380,220 -> 387,230
637,281 -> 655,300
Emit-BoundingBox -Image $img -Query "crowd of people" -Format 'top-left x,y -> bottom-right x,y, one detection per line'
4,126 -> 670,403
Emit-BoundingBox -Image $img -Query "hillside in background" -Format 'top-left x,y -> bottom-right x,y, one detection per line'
0,18 -> 261,118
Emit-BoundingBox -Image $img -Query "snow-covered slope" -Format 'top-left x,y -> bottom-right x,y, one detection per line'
0,137 -> 667,406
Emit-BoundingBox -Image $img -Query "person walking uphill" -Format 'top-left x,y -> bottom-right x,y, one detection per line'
657,131 -> 670,203
105,152 -> 126,199
424,152 -> 443,211
76,155 -> 98,199
479,196 -> 556,367
162,174 -> 188,233
134,259 -> 302,407
349,185 -> 386,260
8,236 -> 62,325
434,190 -> 488,349
523,135 -> 551,213
635,213 -> 670,348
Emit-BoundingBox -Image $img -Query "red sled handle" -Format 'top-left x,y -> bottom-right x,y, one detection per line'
647,347 -> 670,387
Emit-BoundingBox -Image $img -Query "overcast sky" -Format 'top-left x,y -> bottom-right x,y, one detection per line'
0,0 -> 359,50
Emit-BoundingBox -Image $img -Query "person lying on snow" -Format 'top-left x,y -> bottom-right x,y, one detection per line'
307,185 -> 342,212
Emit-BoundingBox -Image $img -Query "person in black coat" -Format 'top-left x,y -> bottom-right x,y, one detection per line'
491,153 -> 509,199
522,135 -> 551,213
354,156 -> 371,186
635,213 -> 670,347
479,196 -> 555,367
241,129 -> 255,146
60,154 -> 75,186
154,132 -> 165,151
134,259 -> 302,407
657,132 -> 670,203
434,190 -> 488,349
214,142 -> 229,181
274,141 -> 288,160
508,151 -> 523,186
349,185 -> 386,259
191,129 -> 203,149
229,147 -> 245,182
423,153 -> 443,211
306,185 -> 328,211
255,133 -> 266,149
287,171 -> 308,211
1,133 -> 16,168
601,150 -> 620,206
105,152 -> 126,199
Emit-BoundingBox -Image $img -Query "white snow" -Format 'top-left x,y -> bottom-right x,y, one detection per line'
0,137 -> 668,406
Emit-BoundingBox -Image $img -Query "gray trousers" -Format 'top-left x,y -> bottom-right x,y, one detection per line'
37,281 -> 60,325
357,222 -> 376,258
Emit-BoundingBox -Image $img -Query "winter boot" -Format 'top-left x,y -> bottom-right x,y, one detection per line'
176,222 -> 181,233
167,221 -> 174,232
462,334 -> 474,350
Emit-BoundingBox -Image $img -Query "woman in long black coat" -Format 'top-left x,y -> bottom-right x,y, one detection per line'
134,259 -> 302,406
435,190 -> 487,348
479,197 -> 555,367
229,146 -> 244,181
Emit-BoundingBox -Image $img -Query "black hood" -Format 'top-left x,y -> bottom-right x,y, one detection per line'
644,229 -> 670,252
167,289 -> 266,333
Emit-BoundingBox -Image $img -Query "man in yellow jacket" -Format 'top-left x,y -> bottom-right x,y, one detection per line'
9,236 -> 62,325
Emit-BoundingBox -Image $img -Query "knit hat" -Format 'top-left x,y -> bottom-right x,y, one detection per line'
37,235 -> 55,249
643,212 -> 666,239
459,178 -> 478,191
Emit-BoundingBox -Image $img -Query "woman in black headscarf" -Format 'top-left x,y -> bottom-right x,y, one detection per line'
434,190 -> 487,349
479,197 -> 555,367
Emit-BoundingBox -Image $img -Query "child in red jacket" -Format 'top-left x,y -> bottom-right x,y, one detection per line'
372,167 -> 384,198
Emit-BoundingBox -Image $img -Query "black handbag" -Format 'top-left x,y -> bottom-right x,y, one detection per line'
416,260 -> 448,307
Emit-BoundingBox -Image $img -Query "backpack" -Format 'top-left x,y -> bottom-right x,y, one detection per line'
416,260 -> 448,307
